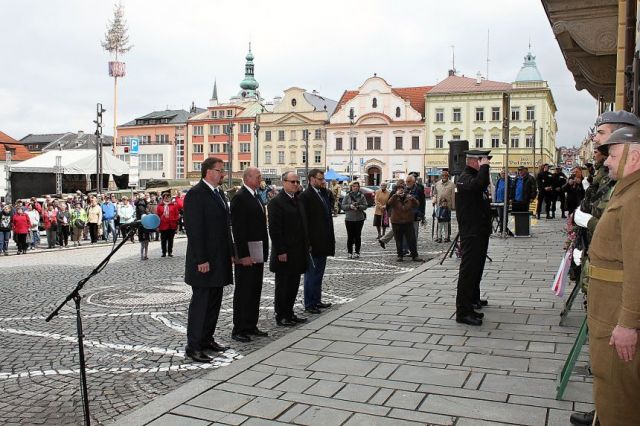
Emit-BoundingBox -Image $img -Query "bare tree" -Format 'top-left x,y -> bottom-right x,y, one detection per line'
101,2 -> 132,60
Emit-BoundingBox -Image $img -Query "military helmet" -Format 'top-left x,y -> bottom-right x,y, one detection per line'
597,126 -> 640,153
595,110 -> 640,127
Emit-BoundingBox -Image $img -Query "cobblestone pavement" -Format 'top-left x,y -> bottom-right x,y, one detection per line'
0,207 -> 452,425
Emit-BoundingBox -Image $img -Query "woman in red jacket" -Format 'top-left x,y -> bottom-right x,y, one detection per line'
43,204 -> 58,249
156,192 -> 180,257
11,206 -> 31,255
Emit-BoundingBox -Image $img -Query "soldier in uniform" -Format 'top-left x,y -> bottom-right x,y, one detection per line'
581,126 -> 640,425
535,164 -> 554,219
550,166 -> 567,218
454,149 -> 492,326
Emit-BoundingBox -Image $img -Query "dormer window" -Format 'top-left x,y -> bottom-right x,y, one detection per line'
395,107 -> 401,118
372,98 -> 378,108
291,98 -> 297,107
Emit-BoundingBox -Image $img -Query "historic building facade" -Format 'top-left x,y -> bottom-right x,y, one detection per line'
325,76 -> 431,185
256,87 -> 337,180
424,51 -> 558,173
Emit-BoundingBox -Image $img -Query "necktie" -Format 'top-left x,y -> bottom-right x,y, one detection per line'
254,192 -> 264,210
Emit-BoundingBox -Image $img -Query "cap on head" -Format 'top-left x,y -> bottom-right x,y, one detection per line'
595,111 -> 640,127
465,149 -> 492,160
597,126 -> 640,153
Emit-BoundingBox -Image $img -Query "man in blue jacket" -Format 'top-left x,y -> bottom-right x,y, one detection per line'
101,197 -> 117,243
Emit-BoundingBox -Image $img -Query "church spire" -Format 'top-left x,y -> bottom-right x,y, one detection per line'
238,42 -> 259,99
209,78 -> 219,107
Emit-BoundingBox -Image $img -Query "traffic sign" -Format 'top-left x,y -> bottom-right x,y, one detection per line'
130,138 -> 139,155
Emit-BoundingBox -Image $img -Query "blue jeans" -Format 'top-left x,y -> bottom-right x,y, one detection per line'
102,219 -> 116,242
303,255 -> 327,308
0,231 -> 10,253
31,230 -> 40,248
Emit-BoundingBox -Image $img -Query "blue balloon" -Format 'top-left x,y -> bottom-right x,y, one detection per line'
141,214 -> 160,230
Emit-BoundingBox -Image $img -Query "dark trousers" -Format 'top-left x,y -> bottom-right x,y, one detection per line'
304,255 -> 327,308
392,222 -> 417,257
233,264 -> 264,334
58,225 -> 70,246
88,223 -> 98,243
551,192 -> 565,214
536,191 -> 552,216
456,234 -> 489,316
186,286 -> 223,351
16,233 -> 28,252
274,272 -> 301,320
160,229 -> 176,254
120,224 -> 135,242
345,220 -> 365,254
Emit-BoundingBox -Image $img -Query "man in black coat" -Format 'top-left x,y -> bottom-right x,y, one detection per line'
183,157 -> 233,362
268,172 -> 309,326
551,166 -> 567,218
510,166 -> 538,212
536,164 -> 554,219
230,167 -> 270,343
299,169 -> 335,315
455,150 -> 493,326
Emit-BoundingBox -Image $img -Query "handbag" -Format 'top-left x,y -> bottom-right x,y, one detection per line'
75,219 -> 86,229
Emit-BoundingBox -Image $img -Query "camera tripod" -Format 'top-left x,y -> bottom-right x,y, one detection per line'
440,232 -> 493,265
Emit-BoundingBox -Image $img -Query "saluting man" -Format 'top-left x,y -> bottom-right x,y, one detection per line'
586,126 -> 640,425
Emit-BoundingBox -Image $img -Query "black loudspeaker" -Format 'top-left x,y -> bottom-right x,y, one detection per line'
448,140 -> 469,176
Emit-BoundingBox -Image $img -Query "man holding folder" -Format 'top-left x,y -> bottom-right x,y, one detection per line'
231,167 -> 270,342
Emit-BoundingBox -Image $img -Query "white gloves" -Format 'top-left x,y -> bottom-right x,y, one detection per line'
573,249 -> 583,266
573,208 -> 593,228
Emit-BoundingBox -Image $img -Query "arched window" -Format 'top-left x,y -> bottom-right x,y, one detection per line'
372,98 -> 378,108
395,107 -> 401,118
291,98 -> 297,107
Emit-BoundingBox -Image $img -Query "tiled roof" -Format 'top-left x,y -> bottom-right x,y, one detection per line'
428,75 -> 512,94
41,133 -> 113,151
120,108 -> 206,127
0,131 -> 35,161
20,133 -> 69,145
391,86 -> 433,117
303,92 -> 338,115
334,90 -> 358,114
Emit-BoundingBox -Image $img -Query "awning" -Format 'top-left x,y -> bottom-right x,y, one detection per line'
10,149 -> 129,176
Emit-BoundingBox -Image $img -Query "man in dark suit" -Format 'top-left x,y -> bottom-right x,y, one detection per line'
268,171 -> 309,326
455,149 -> 493,326
299,169 -> 335,315
230,167 -> 270,343
183,157 -> 233,362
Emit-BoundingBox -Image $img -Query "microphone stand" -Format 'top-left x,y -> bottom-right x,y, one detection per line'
45,226 -> 139,426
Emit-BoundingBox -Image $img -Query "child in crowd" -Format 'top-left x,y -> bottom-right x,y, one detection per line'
436,199 -> 451,243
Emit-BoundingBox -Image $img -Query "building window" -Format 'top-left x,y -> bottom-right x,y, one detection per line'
475,137 -> 484,148
265,130 -> 272,141
117,154 -> 130,164
435,135 -> 444,149
491,135 -> 500,148
526,106 -> 535,121
452,134 -> 461,140
226,109 -> 233,118
209,125 -> 220,135
223,162 -> 230,172
290,130 -> 297,140
395,136 -> 403,150
366,136 -> 381,150
314,151 -> 321,164
278,130 -> 285,141
140,135 -> 151,144
239,143 -> 251,153
491,107 -> 500,121
193,126 -> 203,136
239,161 -> 251,170
193,144 -> 203,153
372,98 -> 377,108
192,162 -> 201,171
510,137 -> 519,148
395,107 -> 401,118
240,123 -> 251,133
314,129 -> 322,140
265,151 -> 272,164
511,107 -> 520,121
349,107 -> 355,119
175,138 -> 184,179
350,137 -> 357,150
209,144 -> 215,153
302,151 -> 307,164
211,111 -> 218,118
209,125 -> 216,135
475,108 -> 484,122
335,137 -> 343,151
156,134 -> 169,144
223,124 -> 233,135
291,98 -> 297,107
411,136 -> 419,150
139,153 -> 164,171
525,135 -> 534,148
435,109 -> 444,122
278,151 -> 285,164
453,108 -> 462,122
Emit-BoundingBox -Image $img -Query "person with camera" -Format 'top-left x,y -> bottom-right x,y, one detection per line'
563,167 -> 586,216
455,149 -> 493,326
387,183 -> 423,262
341,181 -> 368,259
70,202 -> 87,247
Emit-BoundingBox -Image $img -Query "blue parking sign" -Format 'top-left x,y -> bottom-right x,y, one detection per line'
130,138 -> 139,154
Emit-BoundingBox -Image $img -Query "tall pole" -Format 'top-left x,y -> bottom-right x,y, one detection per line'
113,74 -> 117,155
5,150 -> 11,205
304,129 -> 309,187
539,126 -> 544,165
94,103 -> 105,194
348,109 -> 356,182
227,121 -> 234,188
253,120 -> 260,168
531,119 -> 537,168
501,92 -> 510,237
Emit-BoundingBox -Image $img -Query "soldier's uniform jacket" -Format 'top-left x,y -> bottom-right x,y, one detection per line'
455,164 -> 492,237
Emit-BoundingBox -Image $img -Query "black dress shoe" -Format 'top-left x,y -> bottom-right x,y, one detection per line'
276,317 -> 296,326
316,302 -> 332,309
305,306 -> 321,314
248,328 -> 268,337
161,253 -> 166,257
569,410 -> 596,426
411,257 -> 424,262
185,348 -> 212,363
232,333 -> 251,343
203,340 -> 229,352
379,240 -> 386,249
472,310 -> 484,319
456,314 -> 483,326
290,315 -> 307,323
478,299 -> 488,306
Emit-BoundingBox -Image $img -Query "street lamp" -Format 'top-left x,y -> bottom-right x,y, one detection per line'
93,103 -> 106,193
531,119 -> 537,168
226,121 -> 234,188
253,120 -> 260,168
348,109 -> 356,182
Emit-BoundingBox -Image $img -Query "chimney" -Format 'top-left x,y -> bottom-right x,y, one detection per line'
77,130 -> 84,138
448,69 -> 455,77
476,72 -> 482,85
273,96 -> 282,107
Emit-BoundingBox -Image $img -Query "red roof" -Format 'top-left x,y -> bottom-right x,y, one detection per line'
334,86 -> 433,118
0,130 -> 35,161
428,75 -> 511,94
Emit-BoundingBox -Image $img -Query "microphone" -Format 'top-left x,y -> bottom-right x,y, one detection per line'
129,214 -> 160,230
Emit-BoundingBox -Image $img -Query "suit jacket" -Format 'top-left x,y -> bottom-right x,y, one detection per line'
299,186 -> 335,257
455,164 -> 492,237
183,180 -> 233,288
230,186 -> 269,262
268,190 -> 309,274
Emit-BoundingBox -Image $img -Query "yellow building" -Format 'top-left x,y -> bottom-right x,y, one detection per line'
256,87 -> 337,180
424,51 -> 558,173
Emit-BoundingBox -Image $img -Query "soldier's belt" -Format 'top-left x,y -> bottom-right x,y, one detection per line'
588,264 -> 623,283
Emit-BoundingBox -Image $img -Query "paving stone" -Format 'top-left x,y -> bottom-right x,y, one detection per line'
384,390 -> 426,410
387,408 -> 455,425
366,362 -> 398,379
322,341 -> 366,355
343,375 -> 420,392
215,383 -> 284,399
263,351 -> 319,369
171,405 -> 227,422
275,403 -> 309,423
280,392 -> 390,416
274,377 -> 316,393
465,336 -> 529,351
291,338 -> 332,351
308,356 -> 377,376
334,383 -> 378,403
424,349 -> 466,365
389,364 -> 468,387
357,344 -> 428,362
368,388 -> 393,405
257,374 -> 288,390
147,414 -> 210,426
188,389 -> 254,412
235,396 -> 293,419
343,413 -> 424,426
291,406 -> 353,426
462,372 -> 484,390
229,369 -> 271,386
304,380 -> 345,398
463,353 -> 530,372
217,412 -> 248,425
420,394 -> 546,426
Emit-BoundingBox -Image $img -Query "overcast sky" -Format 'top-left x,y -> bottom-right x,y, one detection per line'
1,0 -> 596,147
